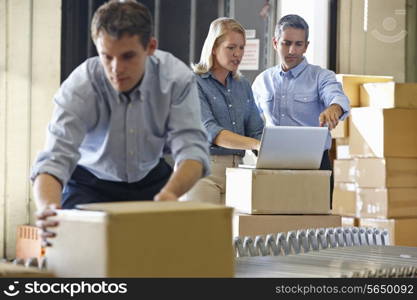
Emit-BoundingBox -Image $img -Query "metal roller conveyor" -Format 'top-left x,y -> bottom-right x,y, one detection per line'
235,246 -> 417,278
234,227 -> 390,258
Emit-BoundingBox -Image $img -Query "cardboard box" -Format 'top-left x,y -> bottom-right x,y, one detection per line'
355,158 -> 417,188
336,74 -> 393,107
226,168 -> 331,214
0,262 -> 53,277
357,188 -> 417,218
331,118 -> 349,138
395,83 -> 417,109
233,214 -> 341,237
332,183 -> 357,217
360,82 -> 395,108
336,138 -> 351,159
334,159 -> 355,183
360,82 -> 417,109
47,201 -> 234,277
341,216 -> 358,227
359,217 -> 417,247
350,108 -> 417,158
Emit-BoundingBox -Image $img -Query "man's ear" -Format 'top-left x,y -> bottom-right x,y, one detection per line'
146,37 -> 157,56
272,37 -> 279,51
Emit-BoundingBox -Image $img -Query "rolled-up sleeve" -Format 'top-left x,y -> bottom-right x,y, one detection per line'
30,66 -> 96,186
319,70 -> 351,121
166,75 -> 210,177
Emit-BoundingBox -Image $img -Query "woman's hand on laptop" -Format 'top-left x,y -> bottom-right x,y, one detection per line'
319,104 -> 343,130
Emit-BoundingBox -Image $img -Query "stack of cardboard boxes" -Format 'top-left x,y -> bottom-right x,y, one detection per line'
225,168 -> 341,237
332,75 -> 417,247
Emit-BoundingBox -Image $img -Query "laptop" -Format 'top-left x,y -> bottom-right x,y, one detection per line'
240,125 -> 328,170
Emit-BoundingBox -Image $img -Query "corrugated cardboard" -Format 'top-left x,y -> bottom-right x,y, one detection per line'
359,217 -> 417,247
332,183 -> 357,217
331,118 -> 349,138
357,188 -> 417,218
350,108 -> 417,158
226,168 -> 331,214
355,158 -> 417,188
47,201 -> 234,277
336,74 -> 393,107
360,82 -> 417,109
395,83 -> 417,109
334,159 -> 355,183
233,214 -> 341,237
341,216 -> 358,227
0,262 -> 53,277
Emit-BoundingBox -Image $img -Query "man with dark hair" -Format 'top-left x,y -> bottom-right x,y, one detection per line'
252,14 -> 350,206
32,0 -> 209,245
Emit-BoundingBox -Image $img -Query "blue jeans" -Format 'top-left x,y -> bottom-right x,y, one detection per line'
62,159 -> 172,209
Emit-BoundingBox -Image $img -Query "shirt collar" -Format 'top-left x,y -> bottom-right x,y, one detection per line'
278,57 -> 308,78
116,56 -> 151,103
201,70 -> 233,83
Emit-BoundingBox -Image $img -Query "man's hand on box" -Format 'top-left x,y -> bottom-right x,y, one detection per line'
35,204 -> 60,247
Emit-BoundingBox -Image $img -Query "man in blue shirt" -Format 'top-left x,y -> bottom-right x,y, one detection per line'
32,0 -> 209,245
252,14 -> 350,206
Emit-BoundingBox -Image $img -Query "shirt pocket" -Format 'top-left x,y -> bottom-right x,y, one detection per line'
292,93 -> 319,124
258,95 -> 276,116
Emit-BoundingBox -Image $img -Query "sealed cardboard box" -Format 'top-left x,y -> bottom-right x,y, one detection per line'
336,74 -> 393,107
357,188 -> 417,218
355,158 -> 417,188
350,108 -> 417,158
360,82 -> 417,109
334,159 -> 355,183
0,262 -> 53,277
47,201 -> 234,277
332,183 -> 357,217
233,214 -> 341,237
359,217 -> 417,247
331,118 -> 349,138
341,216 -> 358,227
226,168 -> 331,214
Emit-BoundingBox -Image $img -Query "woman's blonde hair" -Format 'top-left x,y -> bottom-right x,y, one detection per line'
192,17 -> 246,79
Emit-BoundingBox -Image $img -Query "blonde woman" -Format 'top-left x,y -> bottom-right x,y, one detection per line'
182,17 -> 264,204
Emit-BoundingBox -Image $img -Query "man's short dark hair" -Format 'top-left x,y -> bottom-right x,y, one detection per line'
91,0 -> 153,47
275,14 -> 309,41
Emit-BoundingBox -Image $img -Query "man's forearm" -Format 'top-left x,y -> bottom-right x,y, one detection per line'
160,159 -> 204,198
33,173 -> 63,211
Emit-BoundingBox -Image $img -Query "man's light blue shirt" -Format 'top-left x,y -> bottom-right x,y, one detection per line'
31,50 -> 210,186
252,58 -> 350,150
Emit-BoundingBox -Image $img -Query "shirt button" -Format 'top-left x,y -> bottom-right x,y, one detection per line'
282,95 -> 285,98
213,96 -> 216,99
232,122 -> 236,125
229,104 -> 232,107
129,129 -> 134,133
129,151 -> 134,156
227,89 -> 231,92
281,114 -> 285,117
